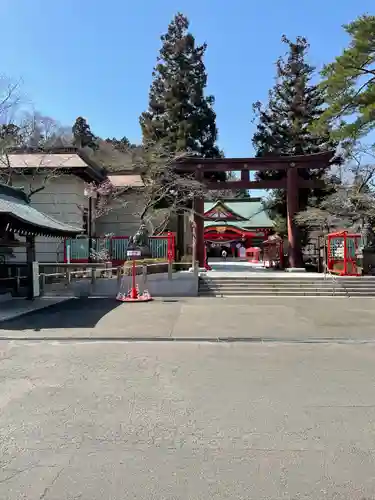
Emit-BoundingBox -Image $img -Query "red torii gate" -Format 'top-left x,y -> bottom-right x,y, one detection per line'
175,151 -> 335,269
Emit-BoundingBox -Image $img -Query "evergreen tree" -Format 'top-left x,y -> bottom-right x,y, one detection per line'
140,13 -> 225,258
105,136 -> 137,152
140,13 -> 223,168
72,117 -> 98,150
0,124 -> 23,147
315,15 -> 375,144
252,35 -> 335,234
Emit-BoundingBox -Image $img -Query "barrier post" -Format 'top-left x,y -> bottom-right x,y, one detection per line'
167,231 -> 174,279
167,231 -> 174,262
116,249 -> 153,302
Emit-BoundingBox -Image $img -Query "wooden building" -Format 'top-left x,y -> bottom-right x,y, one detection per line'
0,183 -> 82,298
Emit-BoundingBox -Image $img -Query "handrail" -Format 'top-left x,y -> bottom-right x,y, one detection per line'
323,263 -> 350,298
0,276 -> 27,281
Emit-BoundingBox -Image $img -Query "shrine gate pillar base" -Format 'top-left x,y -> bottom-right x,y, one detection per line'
194,196 -> 205,268
286,165 -> 303,270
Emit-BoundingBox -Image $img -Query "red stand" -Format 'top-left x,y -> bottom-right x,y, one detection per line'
116,256 -> 153,303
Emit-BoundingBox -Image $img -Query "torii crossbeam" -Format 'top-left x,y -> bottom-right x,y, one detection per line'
175,151 -> 336,269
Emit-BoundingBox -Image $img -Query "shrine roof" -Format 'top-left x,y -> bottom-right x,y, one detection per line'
204,198 -> 274,229
0,183 -> 83,237
1,148 -> 107,183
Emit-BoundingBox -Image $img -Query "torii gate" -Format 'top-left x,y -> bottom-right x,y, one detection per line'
175,151 -> 335,269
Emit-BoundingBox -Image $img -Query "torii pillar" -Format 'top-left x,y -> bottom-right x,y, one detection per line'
194,196 -> 205,268
194,168 -> 206,268
286,163 -> 303,269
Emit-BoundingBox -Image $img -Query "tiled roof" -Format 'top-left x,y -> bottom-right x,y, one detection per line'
204,199 -> 274,229
107,174 -> 144,187
0,153 -> 88,169
0,148 -> 107,183
0,184 -> 83,236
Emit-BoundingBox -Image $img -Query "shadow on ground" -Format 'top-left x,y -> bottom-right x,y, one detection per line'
0,299 -> 124,331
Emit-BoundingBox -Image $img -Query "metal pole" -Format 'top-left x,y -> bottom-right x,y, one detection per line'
142,264 -> 147,285
66,242 -> 71,264
168,260 -> 173,280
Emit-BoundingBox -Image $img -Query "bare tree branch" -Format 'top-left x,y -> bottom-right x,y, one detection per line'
88,142 -> 207,236
0,109 -> 74,199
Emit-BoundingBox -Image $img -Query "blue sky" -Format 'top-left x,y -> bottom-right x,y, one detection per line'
1,0 -> 373,157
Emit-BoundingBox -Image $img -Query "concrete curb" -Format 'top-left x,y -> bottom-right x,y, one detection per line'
0,335 -> 374,344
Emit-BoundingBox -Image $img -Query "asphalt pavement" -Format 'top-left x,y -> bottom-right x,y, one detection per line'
1,296 -> 375,341
1,340 -> 375,499
1,297 -> 375,499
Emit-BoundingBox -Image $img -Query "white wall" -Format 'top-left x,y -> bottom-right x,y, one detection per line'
95,192 -> 144,237
11,174 -> 87,263
96,192 -> 172,238
43,271 -> 199,298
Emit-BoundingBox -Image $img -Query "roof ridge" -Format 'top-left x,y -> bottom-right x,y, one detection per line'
6,146 -> 79,155
204,199 -> 247,221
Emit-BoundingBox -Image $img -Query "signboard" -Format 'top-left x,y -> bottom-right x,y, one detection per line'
127,249 -> 141,258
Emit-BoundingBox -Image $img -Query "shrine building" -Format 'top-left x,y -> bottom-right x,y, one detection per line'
203,198 -> 274,257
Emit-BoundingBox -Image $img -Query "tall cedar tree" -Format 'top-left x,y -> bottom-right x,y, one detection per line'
139,13 -> 224,181
72,117 -> 98,150
252,36 -> 334,235
315,15 -> 375,144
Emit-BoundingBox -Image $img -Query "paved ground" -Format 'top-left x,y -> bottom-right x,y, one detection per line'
2,298 -> 375,498
1,340 -> 375,499
0,298 -> 71,323
1,297 -> 375,341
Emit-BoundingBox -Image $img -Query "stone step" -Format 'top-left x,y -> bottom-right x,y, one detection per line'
200,277 -> 375,283
200,283 -> 375,289
200,279 -> 375,284
199,276 -> 375,297
199,287 -> 375,294
199,280 -> 375,287
199,290 -> 375,297
200,284 -> 375,291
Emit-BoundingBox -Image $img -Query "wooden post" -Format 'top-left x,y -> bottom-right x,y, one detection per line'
88,196 -> 93,263
194,168 -> 205,268
176,210 -> 184,261
193,196 -> 205,268
26,235 -> 36,300
286,164 -> 302,269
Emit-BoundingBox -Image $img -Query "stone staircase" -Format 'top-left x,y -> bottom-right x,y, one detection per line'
199,275 -> 375,297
